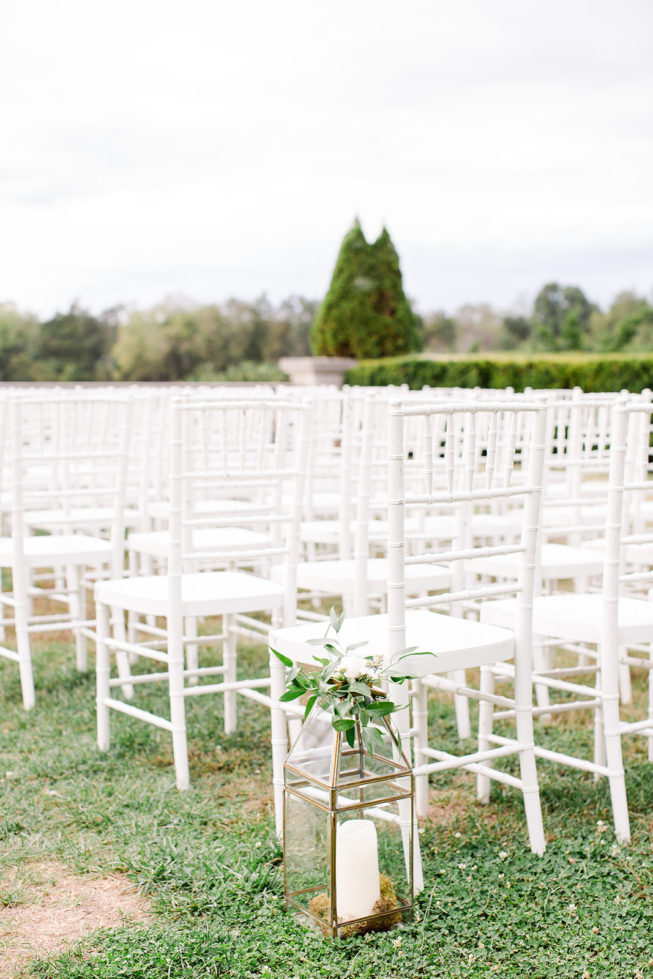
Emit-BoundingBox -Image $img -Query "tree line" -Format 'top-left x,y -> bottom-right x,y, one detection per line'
1,283 -> 652,383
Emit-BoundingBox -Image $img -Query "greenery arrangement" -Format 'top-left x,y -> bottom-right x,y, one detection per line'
2,634 -> 653,976
310,220 -> 422,360
272,608 -> 422,753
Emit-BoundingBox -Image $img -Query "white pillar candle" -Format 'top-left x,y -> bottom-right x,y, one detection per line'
335,819 -> 381,920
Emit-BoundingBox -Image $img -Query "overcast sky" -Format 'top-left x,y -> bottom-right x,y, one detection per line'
3,0 -> 652,319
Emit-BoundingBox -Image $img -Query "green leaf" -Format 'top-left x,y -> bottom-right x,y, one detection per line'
303,694 -> 318,721
329,607 -> 345,633
333,700 -> 352,718
332,718 -> 355,732
279,688 -> 305,702
346,641 -> 369,654
271,648 -> 293,669
345,725 -> 356,748
366,700 -> 395,716
312,656 -> 329,667
346,679 -> 370,695
363,726 -> 385,753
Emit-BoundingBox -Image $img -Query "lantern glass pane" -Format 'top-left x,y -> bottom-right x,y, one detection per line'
284,791 -> 331,925
285,708 -> 337,787
332,806 -> 412,935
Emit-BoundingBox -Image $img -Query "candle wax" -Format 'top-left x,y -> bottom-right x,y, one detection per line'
335,819 -> 381,920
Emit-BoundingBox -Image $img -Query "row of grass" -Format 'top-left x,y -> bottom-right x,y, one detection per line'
1,636 -> 653,977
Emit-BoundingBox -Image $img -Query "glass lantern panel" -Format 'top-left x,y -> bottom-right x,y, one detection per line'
284,790 -> 331,928
285,707 -> 338,789
333,806 -> 413,936
335,719 -> 411,788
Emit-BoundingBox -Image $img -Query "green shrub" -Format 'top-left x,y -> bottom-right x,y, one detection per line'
345,354 -> 653,393
311,220 -> 421,359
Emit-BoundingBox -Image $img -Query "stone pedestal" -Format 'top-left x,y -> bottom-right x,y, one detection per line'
278,356 -> 357,387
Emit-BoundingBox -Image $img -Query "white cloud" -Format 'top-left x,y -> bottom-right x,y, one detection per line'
2,0 -> 652,315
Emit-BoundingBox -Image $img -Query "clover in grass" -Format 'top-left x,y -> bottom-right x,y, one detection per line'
271,607 -> 431,754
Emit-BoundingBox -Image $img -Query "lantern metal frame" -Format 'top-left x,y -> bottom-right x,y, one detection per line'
283,711 -> 415,938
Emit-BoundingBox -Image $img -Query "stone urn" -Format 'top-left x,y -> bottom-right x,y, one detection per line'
278,356 -> 357,387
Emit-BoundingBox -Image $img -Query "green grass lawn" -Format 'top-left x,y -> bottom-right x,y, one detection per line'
2,637 -> 653,978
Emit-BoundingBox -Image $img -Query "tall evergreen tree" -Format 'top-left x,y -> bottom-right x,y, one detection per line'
311,220 -> 421,358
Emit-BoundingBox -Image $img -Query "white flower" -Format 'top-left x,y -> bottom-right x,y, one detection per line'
499,850 -> 509,860
338,655 -> 371,680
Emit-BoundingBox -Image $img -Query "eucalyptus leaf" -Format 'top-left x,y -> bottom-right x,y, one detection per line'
345,641 -> 369,653
279,688 -> 305,702
303,694 -> 318,721
332,718 -> 355,732
348,680 -> 372,698
271,648 -> 293,668
366,700 -> 395,716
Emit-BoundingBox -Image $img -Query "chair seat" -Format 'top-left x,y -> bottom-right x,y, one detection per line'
289,558 -> 451,595
95,569 -> 286,616
127,527 -> 271,559
469,543 -> 604,581
0,534 -> 112,567
269,609 -> 514,675
482,593 -> 653,645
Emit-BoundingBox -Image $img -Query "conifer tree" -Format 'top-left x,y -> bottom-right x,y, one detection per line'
311,220 -> 421,359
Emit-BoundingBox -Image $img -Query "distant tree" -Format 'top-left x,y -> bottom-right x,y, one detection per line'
112,311 -> 173,381
587,291 -> 652,352
261,295 -> 315,362
35,302 -> 117,380
0,303 -> 39,380
532,283 -> 595,351
499,315 -> 532,350
311,220 -> 421,359
421,311 -> 457,352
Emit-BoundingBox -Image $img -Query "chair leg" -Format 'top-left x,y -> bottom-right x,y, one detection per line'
0,568 -> 6,643
450,669 -> 471,740
12,561 -> 35,710
269,647 -> 288,838
68,564 -> 87,672
224,613 -> 237,734
96,601 -> 111,751
514,645 -> 545,856
111,605 -> 134,700
532,635 -> 551,717
185,615 -> 199,686
413,680 -> 429,819
618,645 -> 632,705
648,645 -> 653,764
516,710 -> 546,856
593,665 -> 606,778
599,642 -> 630,843
476,666 -> 494,805
16,613 -> 35,711
168,617 -> 190,791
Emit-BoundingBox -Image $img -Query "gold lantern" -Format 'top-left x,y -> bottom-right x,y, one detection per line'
283,705 -> 414,938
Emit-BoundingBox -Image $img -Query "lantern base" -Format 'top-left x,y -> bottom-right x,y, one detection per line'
308,874 -> 403,938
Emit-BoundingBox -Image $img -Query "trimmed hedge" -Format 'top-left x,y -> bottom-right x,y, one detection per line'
344,354 -> 653,393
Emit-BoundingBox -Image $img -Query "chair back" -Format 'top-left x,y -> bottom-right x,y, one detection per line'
386,399 -> 548,659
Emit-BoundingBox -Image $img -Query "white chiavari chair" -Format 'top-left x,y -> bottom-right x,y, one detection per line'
95,397 -> 310,789
0,393 -> 132,708
269,398 -> 548,867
